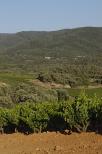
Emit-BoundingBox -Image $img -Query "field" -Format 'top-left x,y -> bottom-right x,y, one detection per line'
0,72 -> 34,85
0,72 -> 102,96
0,132 -> 102,154
0,72 -> 102,108
68,88 -> 102,98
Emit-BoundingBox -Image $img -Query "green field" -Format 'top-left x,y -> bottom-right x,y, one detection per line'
68,88 -> 102,98
0,72 -> 102,97
0,72 -> 34,85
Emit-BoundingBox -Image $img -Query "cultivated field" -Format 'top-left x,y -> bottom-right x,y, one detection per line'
0,132 -> 102,154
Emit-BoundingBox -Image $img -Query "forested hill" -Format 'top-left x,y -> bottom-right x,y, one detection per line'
0,27 -> 102,108
0,27 -> 102,75
0,27 -> 102,57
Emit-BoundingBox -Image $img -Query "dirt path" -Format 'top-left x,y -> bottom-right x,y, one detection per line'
0,132 -> 102,154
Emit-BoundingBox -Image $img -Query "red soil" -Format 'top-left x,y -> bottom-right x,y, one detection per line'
0,132 -> 102,154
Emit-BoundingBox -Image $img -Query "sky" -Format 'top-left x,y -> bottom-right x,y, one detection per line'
0,0 -> 101,33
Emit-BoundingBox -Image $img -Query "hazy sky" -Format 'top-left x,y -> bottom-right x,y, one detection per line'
0,0 -> 101,33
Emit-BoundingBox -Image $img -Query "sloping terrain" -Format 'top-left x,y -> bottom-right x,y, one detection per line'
0,27 -> 102,107
1,27 -> 102,56
0,27 -> 102,59
0,27 -> 102,80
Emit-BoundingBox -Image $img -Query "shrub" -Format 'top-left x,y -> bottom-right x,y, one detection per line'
0,92 -> 102,134
57,89 -> 69,101
73,91 -> 90,132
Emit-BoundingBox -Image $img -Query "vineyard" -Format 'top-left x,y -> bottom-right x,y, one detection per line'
0,92 -> 102,134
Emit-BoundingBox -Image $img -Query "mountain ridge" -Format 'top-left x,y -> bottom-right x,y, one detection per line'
0,27 -> 102,73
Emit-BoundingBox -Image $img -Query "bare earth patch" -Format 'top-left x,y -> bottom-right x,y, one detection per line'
0,132 -> 102,154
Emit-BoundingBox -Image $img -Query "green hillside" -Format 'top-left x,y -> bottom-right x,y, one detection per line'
0,27 -> 102,107
0,27 -> 102,85
0,27 -> 102,72
1,27 -> 102,56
